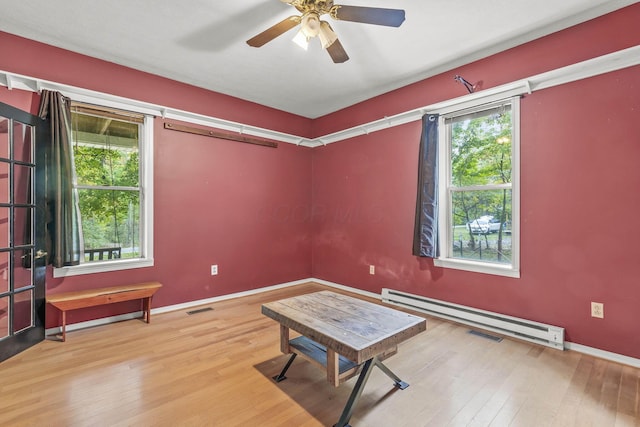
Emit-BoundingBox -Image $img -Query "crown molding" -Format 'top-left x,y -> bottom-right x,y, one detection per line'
1,45 -> 638,148
306,44 -> 639,147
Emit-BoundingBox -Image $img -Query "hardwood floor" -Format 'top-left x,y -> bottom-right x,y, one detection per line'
1,282 -> 638,426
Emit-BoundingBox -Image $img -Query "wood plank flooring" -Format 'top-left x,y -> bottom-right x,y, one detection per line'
1,282 -> 638,426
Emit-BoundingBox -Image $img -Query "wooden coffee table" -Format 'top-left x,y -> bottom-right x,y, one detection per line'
262,290 -> 426,427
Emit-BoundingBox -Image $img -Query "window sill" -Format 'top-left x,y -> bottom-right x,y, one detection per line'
434,258 -> 520,278
53,258 -> 154,278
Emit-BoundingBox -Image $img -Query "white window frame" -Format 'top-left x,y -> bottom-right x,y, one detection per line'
53,98 -> 154,278
434,97 -> 520,278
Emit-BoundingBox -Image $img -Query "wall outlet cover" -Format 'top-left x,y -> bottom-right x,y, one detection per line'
591,302 -> 604,318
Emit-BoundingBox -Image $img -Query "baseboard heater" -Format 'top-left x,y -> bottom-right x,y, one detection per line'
381,288 -> 564,350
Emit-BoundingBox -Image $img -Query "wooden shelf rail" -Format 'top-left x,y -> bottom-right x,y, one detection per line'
164,122 -> 278,148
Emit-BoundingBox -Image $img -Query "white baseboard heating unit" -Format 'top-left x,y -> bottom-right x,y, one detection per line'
381,288 -> 564,350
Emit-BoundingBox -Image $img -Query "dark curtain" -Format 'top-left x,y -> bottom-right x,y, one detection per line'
412,114 -> 439,257
38,90 -> 81,267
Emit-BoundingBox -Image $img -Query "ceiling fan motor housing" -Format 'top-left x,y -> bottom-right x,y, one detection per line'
289,0 -> 336,16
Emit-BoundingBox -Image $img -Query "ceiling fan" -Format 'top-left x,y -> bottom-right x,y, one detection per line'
246,0 -> 405,63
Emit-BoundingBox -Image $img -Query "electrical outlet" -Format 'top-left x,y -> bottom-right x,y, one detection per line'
211,265 -> 218,276
591,302 -> 604,318
369,265 -> 375,275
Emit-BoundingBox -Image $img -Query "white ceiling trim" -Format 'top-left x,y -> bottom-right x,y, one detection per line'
0,71 -> 308,145
308,44 -> 640,147
1,44 -> 638,148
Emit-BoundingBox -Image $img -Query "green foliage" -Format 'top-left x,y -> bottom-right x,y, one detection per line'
74,144 -> 140,252
75,146 -> 138,187
451,109 -> 512,188
449,106 -> 513,262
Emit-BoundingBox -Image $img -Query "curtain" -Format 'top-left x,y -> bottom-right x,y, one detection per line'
38,90 -> 82,267
412,114 -> 439,257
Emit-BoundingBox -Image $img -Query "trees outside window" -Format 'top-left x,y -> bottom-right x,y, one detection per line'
436,99 -> 519,277
70,104 -> 143,263
54,100 -> 153,278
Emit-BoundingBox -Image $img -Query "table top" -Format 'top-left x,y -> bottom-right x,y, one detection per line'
262,291 -> 426,364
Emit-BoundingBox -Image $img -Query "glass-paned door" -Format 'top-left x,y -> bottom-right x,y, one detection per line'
0,101 -> 47,362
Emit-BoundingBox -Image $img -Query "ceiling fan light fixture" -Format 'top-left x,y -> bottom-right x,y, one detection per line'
292,29 -> 310,50
247,1 -> 405,64
301,12 -> 321,38
318,21 -> 337,49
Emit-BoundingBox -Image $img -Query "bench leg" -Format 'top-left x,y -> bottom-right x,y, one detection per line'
61,310 -> 67,342
144,297 -> 151,323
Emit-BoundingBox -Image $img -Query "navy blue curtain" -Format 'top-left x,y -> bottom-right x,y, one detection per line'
413,114 -> 439,257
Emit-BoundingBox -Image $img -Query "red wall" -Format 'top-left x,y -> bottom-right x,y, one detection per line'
152,117 -> 313,304
311,4 -> 640,358
1,4 -> 639,359
0,33 -> 314,327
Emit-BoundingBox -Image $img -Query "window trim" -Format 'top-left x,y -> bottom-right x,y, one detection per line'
53,106 -> 154,278
434,97 -> 520,278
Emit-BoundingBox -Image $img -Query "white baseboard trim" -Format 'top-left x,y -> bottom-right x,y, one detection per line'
308,277 -> 381,300
45,277 -> 640,368
564,342 -> 640,368
151,278 -> 310,315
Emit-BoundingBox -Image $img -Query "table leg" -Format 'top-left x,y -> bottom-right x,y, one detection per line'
333,358 -> 375,427
374,358 -> 409,390
279,325 -> 290,354
273,353 -> 297,382
327,348 -> 340,386
333,356 -> 410,427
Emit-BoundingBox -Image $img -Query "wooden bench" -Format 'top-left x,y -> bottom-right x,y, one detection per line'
46,281 -> 162,342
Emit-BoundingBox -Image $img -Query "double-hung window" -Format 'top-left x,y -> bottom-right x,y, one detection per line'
53,102 -> 154,277
435,98 -> 520,277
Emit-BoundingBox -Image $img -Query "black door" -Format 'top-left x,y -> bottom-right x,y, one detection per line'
0,101 -> 47,362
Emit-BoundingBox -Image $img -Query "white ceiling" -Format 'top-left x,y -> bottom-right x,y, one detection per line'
0,0 -> 635,118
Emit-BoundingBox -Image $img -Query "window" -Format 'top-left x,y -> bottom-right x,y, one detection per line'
435,98 -> 519,277
53,102 -> 154,277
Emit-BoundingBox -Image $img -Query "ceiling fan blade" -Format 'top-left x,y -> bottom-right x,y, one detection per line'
246,16 -> 301,47
332,5 -> 405,27
326,38 -> 349,63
